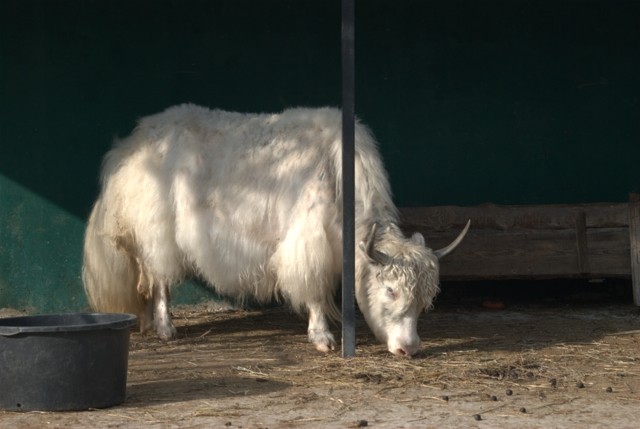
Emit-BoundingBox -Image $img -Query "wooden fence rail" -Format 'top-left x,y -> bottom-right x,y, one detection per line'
399,199 -> 640,305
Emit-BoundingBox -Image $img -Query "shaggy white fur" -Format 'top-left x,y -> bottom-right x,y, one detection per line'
83,104 -> 467,356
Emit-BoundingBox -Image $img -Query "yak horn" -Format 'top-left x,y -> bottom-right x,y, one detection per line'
363,223 -> 378,258
358,223 -> 392,265
434,219 -> 471,259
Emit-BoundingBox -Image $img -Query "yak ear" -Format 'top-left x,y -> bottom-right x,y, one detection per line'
358,223 -> 391,265
411,232 -> 425,246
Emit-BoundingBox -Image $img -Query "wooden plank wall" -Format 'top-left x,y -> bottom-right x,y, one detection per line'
399,203 -> 632,282
628,195 -> 640,305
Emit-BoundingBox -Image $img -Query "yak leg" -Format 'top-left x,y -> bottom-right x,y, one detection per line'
137,271 -> 154,334
273,181 -> 339,353
153,282 -> 176,340
307,302 -> 336,352
138,298 -> 154,334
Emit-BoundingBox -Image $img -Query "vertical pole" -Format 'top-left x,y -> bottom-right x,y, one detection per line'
341,0 -> 356,358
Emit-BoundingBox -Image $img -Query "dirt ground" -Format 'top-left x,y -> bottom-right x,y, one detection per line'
2,281 -> 640,428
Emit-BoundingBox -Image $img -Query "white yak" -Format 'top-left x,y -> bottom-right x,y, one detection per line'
83,104 -> 469,356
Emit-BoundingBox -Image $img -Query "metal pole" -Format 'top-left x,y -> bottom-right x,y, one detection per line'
341,0 -> 356,358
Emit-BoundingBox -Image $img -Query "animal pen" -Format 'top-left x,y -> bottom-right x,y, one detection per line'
1,0 -> 640,428
401,200 -> 640,305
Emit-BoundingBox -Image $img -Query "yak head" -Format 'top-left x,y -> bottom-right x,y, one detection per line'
356,221 -> 470,357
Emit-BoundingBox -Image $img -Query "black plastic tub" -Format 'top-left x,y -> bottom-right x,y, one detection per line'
0,312 -> 137,411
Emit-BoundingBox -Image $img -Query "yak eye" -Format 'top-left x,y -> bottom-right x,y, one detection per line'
386,286 -> 396,300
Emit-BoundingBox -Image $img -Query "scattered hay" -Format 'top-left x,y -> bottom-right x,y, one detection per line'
3,304 -> 640,428
127,305 -> 640,405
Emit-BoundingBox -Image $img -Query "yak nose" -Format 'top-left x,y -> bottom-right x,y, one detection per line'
391,341 -> 421,357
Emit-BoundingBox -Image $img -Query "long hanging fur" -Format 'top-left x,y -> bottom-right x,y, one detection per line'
82,105 -> 398,329
82,104 -> 464,357
82,199 -> 148,325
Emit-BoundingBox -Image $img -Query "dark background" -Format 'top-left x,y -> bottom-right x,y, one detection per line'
1,0 -> 638,311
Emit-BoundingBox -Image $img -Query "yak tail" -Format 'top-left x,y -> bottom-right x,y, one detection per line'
82,199 -> 148,329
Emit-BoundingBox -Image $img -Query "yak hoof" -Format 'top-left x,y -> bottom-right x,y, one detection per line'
156,322 -> 177,341
308,329 -> 336,353
139,317 -> 155,334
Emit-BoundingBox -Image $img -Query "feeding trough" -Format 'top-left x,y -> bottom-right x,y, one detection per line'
0,312 -> 137,411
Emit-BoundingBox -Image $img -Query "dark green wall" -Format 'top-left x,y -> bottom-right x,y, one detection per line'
357,1 -> 640,206
1,0 -> 638,312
